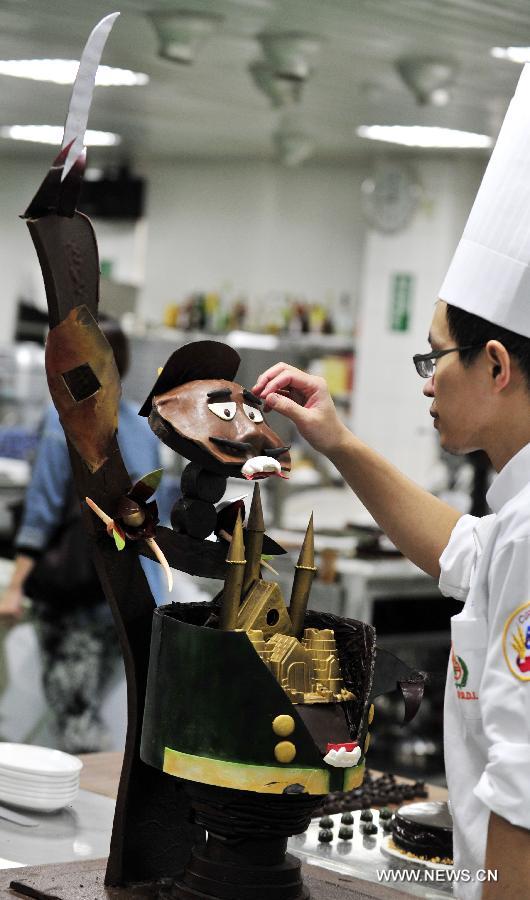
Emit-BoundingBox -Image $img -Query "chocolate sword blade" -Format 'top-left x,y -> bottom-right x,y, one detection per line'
23,11 -> 119,218
62,11 -> 119,179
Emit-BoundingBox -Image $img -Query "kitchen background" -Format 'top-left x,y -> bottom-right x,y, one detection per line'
0,0 -> 526,782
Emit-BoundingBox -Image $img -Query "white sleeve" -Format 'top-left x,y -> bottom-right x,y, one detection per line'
473,537 -> 530,829
438,514 -> 482,602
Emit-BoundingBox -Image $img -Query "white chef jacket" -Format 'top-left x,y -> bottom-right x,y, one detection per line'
439,442 -> 530,899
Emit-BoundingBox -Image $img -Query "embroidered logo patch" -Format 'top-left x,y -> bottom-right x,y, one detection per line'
502,602 -> 530,682
452,646 -> 468,689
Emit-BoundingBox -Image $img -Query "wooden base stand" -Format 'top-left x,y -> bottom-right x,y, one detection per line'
174,780 -> 319,900
173,844 -> 308,900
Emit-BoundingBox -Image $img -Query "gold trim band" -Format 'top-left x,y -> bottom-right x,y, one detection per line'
164,747 -> 329,794
343,760 -> 365,792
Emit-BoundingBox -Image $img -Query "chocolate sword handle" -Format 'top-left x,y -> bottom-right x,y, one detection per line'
26,207 -> 198,884
26,211 -> 100,328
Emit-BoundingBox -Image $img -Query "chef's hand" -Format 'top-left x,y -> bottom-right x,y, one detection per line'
252,362 -> 349,457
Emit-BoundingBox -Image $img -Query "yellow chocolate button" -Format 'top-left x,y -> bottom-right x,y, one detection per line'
364,732 -> 370,754
368,704 -> 375,725
272,715 -> 295,737
274,741 -> 296,763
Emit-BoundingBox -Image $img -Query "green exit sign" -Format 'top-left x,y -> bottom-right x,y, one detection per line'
389,273 -> 414,332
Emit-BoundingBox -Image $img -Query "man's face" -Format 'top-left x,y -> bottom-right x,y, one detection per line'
153,378 -> 291,477
423,301 -> 489,455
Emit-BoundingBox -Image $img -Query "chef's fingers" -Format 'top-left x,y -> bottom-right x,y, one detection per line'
252,362 -> 307,395
252,361 -> 288,393
265,391 -> 309,427
255,366 -> 320,402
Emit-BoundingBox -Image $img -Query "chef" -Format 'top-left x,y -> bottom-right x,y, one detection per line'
253,65 -> 530,899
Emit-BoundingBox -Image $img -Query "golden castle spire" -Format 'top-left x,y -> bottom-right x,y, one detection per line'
219,511 -> 246,630
220,508 -> 352,706
289,513 -> 317,638
242,483 -> 264,596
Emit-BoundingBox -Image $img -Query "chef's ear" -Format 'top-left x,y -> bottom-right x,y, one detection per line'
485,340 -> 510,390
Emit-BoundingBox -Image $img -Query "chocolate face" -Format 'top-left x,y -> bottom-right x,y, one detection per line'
150,378 -> 291,478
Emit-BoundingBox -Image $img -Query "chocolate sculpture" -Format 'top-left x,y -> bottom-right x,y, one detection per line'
140,493 -> 376,899
139,341 -> 291,544
9,15 -> 425,900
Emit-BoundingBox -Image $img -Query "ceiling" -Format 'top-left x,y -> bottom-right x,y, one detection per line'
1,0 -> 530,165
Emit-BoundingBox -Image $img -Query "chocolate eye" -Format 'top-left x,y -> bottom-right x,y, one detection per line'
208,401 -> 237,421
243,403 -> 263,423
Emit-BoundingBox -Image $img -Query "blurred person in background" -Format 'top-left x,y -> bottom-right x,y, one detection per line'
0,317 -> 163,753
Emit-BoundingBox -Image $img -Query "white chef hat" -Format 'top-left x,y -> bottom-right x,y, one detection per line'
439,64 -> 530,339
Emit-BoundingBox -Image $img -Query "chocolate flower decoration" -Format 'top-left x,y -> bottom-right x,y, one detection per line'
86,468 -> 172,591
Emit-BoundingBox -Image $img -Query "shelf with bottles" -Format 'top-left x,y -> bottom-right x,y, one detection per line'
159,289 -> 356,351
135,325 -> 355,357
305,354 -> 354,407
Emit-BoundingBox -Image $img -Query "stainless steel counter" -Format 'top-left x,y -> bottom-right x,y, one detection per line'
0,789 -> 114,871
0,793 -> 453,899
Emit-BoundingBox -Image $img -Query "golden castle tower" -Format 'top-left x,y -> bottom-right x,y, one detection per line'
219,484 -> 353,706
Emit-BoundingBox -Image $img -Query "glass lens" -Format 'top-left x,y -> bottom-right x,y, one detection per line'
416,357 -> 434,378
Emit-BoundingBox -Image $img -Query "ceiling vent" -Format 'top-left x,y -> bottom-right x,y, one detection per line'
148,10 -> 223,64
273,128 -> 314,166
250,32 -> 321,107
258,32 -> 321,82
249,60 -> 303,107
395,56 -> 456,106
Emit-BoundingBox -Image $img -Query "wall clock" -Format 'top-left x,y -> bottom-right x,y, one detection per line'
361,165 -> 422,233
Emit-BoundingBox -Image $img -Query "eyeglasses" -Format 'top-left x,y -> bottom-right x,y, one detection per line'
412,345 -> 482,378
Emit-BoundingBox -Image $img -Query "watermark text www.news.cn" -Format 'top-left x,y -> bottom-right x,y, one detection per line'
377,869 -> 498,884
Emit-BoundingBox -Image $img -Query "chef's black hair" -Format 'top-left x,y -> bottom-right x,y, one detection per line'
446,303 -> 530,390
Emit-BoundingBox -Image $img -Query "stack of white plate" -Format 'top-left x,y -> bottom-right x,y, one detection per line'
0,743 -> 82,812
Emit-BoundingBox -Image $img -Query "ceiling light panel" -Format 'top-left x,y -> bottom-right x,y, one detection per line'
491,47 -> 530,64
0,125 -> 121,146
0,60 -> 148,86
356,125 -> 492,149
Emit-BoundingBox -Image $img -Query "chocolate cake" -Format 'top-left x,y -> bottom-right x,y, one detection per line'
391,800 -> 453,864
